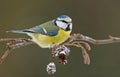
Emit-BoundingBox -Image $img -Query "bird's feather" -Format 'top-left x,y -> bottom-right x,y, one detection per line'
29,20 -> 59,36
8,20 -> 59,36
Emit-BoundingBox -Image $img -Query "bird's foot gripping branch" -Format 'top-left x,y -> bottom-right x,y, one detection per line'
1,33 -> 120,74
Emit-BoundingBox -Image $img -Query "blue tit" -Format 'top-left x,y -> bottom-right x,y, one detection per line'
8,15 -> 72,48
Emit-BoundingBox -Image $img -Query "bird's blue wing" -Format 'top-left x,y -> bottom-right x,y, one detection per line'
29,26 -> 59,36
28,20 -> 59,36
8,20 -> 59,36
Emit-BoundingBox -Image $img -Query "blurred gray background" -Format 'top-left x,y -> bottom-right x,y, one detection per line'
0,0 -> 120,77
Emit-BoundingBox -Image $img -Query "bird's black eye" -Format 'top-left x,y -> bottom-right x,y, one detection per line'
61,20 -> 68,24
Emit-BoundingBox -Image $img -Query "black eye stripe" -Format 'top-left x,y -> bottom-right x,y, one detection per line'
61,20 -> 68,23
56,19 -> 68,24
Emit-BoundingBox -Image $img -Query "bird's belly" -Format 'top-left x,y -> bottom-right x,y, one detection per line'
28,29 -> 71,48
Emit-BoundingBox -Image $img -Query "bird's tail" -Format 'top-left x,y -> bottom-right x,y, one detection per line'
7,30 -> 34,34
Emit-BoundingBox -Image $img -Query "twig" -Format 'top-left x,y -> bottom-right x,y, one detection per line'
0,38 -> 26,42
0,38 -> 35,64
70,33 -> 120,45
63,40 -> 90,65
0,44 -> 13,64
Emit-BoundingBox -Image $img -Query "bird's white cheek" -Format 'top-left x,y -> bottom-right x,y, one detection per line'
69,23 -> 72,30
56,21 -> 67,30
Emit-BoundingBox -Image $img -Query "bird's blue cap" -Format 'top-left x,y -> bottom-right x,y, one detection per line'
58,15 -> 69,18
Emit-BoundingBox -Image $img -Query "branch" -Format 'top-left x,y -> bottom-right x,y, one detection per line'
62,34 -> 120,65
0,33 -> 120,64
69,33 -> 120,45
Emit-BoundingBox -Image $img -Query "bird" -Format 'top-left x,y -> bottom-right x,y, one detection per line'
7,15 -> 72,48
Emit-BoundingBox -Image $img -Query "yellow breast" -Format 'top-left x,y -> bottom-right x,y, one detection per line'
27,29 -> 71,48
